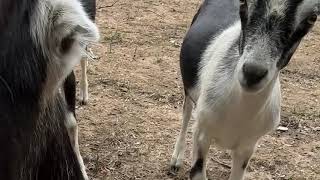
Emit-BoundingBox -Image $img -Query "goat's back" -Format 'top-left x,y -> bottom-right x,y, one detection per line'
180,0 -> 239,90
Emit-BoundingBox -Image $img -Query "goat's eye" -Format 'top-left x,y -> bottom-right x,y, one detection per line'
60,36 -> 75,54
307,14 -> 317,24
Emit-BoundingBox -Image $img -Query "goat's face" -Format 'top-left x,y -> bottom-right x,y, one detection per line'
237,0 -> 318,93
32,0 -> 99,98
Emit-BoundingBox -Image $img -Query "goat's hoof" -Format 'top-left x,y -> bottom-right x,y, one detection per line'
80,100 -> 88,106
168,164 -> 181,175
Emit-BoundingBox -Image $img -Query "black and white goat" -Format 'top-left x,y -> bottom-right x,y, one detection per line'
0,0 -> 98,179
170,0 -> 319,179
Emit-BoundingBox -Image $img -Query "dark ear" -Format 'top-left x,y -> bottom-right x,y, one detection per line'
239,0 -> 248,27
278,14 -> 318,69
239,0 -> 248,54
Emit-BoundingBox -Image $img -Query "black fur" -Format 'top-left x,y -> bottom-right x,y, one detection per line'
190,158 -> 204,179
180,0 -> 239,90
241,158 -> 249,170
64,71 -> 77,117
0,0 -> 84,179
81,0 -> 96,21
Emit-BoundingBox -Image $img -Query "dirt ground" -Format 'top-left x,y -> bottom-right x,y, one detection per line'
74,0 -> 320,179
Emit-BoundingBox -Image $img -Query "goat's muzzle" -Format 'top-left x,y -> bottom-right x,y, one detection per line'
239,62 -> 268,92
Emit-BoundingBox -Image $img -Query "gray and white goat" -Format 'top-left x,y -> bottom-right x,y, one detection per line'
170,0 -> 319,179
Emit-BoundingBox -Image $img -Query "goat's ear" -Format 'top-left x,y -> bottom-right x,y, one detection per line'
51,0 -> 99,55
278,13 -> 317,68
239,0 -> 248,54
239,0 -> 248,27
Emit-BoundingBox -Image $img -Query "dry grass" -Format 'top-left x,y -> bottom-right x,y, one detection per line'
74,0 -> 320,179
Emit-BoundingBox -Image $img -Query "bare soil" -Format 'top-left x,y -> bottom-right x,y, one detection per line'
75,0 -> 320,179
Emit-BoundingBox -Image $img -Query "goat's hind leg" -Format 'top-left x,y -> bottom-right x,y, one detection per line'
170,94 -> 193,174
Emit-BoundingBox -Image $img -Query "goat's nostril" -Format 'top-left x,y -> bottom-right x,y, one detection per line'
242,63 -> 268,86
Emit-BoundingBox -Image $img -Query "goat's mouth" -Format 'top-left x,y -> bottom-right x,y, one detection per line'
238,73 -> 269,93
239,79 -> 265,93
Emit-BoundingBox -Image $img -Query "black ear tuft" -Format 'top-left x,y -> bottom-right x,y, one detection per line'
239,0 -> 248,29
239,0 -> 248,54
278,14 -> 316,68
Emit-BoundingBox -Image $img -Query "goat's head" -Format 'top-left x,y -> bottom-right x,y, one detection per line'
32,0 -> 99,99
237,0 -> 318,93
0,0 -> 98,106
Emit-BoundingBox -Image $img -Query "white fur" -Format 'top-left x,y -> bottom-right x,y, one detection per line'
199,21 -> 242,95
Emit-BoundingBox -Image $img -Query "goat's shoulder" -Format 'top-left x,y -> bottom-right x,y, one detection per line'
180,0 -> 239,91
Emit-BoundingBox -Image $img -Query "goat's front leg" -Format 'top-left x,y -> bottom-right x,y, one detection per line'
65,113 -> 88,180
170,95 -> 193,173
229,144 -> 255,180
190,119 -> 212,180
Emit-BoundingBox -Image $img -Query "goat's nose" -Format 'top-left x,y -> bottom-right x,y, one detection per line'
242,63 -> 268,87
